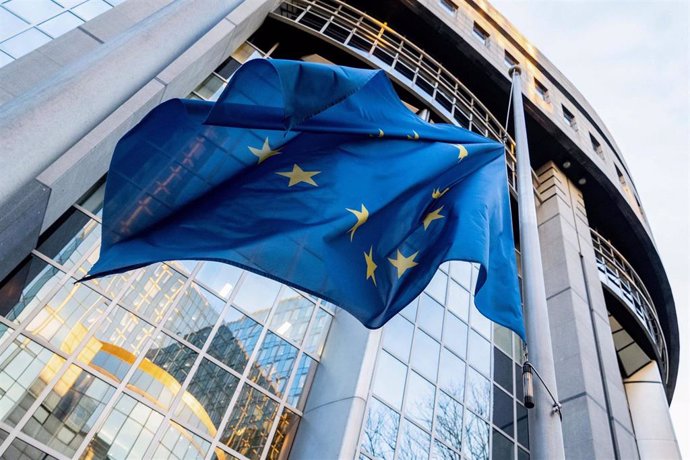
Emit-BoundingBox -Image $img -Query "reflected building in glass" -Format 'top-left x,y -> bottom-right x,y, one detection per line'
0,0 -> 681,459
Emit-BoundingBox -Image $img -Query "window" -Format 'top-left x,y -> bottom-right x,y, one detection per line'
504,50 -> 519,68
562,105 -> 577,129
590,133 -> 603,157
473,22 -> 490,45
439,0 -> 458,14
534,78 -> 549,102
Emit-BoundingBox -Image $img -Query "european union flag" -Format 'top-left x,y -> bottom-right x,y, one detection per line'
86,59 -> 525,339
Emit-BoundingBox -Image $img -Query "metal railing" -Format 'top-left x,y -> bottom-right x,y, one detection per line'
591,228 -> 668,382
271,0 -> 517,191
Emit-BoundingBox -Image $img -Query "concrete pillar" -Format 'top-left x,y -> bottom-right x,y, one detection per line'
536,162 -> 639,459
624,362 -> 681,459
290,309 -> 380,459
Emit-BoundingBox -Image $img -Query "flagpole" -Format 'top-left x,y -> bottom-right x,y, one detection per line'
509,66 -> 566,460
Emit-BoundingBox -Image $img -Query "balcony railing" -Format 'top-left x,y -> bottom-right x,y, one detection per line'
591,228 -> 668,382
271,0 -> 518,191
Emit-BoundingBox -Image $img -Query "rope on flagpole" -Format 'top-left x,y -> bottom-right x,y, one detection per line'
503,75 -> 515,143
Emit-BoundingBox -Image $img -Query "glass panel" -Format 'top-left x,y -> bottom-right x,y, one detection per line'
27,282 -> 110,353
37,208 -> 99,271
417,294 -> 443,340
267,408 -> 300,460
443,312 -> 467,359
494,348 -> 513,394
398,419 -> 431,459
516,403 -> 529,449
449,261 -> 472,289
302,308 -> 332,357
493,386 -> 514,438
372,350 -> 407,410
0,335 -> 65,427
4,436 -> 58,460
222,384 -> 279,460
432,439 -> 461,460
463,410 -> 489,460
513,334 -> 523,363
446,281 -> 469,321
176,358 -> 238,436
21,365 -> 115,457
410,329 -> 440,382
0,8 -> 28,42
269,288 -> 314,345
165,283 -> 225,349
78,306 -> 155,382
424,270 -> 447,304
494,324 -> 512,358
120,263 -> 186,324
492,429 -> 514,460
465,367 -> 491,420
195,261 -> 242,299
400,297 -> 419,322
404,371 -> 434,430
382,314 -> 414,361
287,353 -> 317,410
130,332 -> 197,410
514,363 -> 524,402
249,331 -> 299,397
195,73 -> 226,100
438,348 -> 465,402
468,329 -> 491,377
152,421 -> 210,460
5,0 -> 61,24
72,0 -> 112,21
518,447 -> 530,460
84,393 -> 163,460
470,303 -> 492,339
207,305 -> 262,374
361,398 -> 399,459
78,181 -> 105,215
0,256 -> 63,322
0,27 -> 50,58
232,272 -> 281,323
435,391 -> 463,453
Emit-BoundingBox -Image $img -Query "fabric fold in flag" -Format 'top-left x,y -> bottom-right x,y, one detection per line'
85,58 -> 526,340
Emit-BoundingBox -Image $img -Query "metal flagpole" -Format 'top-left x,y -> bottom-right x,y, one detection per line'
509,65 -> 566,460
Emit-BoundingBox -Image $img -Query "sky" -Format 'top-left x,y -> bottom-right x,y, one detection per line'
488,0 -> 690,456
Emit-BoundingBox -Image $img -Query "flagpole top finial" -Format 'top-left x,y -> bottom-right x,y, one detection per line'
508,65 -> 522,77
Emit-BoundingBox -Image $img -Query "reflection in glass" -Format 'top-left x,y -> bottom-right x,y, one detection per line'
494,323 -> 512,357
493,385 -> 514,438
0,256 -> 63,322
177,358 -> 238,436
37,209 -> 98,271
435,391 -> 463,453
433,439 -> 461,460
398,419 -> 431,460
120,263 -> 185,324
232,272 -> 281,323
424,270 -> 447,304
302,308 -> 332,357
465,367 -> 491,420
152,421 -> 210,460
468,329 -> 491,377
446,281 -> 469,321
5,436 -> 58,460
165,283 -> 225,349
287,353 -> 318,410
38,11 -> 83,38
0,335 -> 65,427
21,365 -> 115,457
494,348 -> 513,394
361,398 -> 399,459
514,363 -> 524,402
382,314 -> 414,362
196,261 -> 242,299
222,384 -> 279,460
517,403 -> 529,449
518,447 -> 529,460
85,393 -> 163,460
267,408 -> 300,460
493,428 -> 514,460
449,261 -> 472,289
443,313 -> 467,359
411,329 -> 440,382
463,410 -> 489,460
404,371 -> 434,430
269,289 -> 314,345
372,350 -> 407,410
438,348 -> 465,402
470,302 -> 492,339
208,305 -> 262,374
417,294 -> 444,339
249,331 -> 298,397
400,297 -> 419,322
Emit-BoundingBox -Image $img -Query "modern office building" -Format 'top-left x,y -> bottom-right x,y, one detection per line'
0,0 -> 681,459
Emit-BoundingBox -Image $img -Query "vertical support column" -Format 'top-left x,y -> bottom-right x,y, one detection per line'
290,309 -> 380,459
536,161 -> 639,459
624,362 -> 681,459
510,67 -> 566,460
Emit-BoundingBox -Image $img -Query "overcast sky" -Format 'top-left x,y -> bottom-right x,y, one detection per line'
488,0 -> 689,456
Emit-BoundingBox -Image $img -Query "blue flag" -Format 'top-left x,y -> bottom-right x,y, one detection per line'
86,59 -> 525,339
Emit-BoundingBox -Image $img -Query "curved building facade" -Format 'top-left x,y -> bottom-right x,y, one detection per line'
0,1 -> 680,459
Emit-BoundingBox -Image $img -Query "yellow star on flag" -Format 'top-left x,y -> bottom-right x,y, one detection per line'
407,130 -> 420,140
456,144 -> 468,160
364,246 -> 378,286
432,187 -> 449,199
423,206 -> 445,230
248,138 -> 281,164
276,164 -> 321,187
388,250 -> 419,278
346,204 -> 369,241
